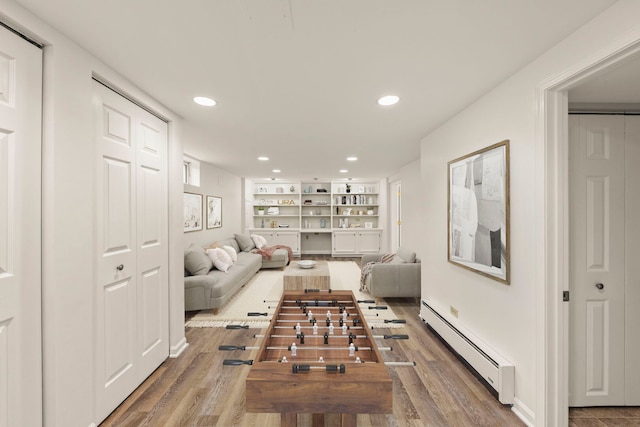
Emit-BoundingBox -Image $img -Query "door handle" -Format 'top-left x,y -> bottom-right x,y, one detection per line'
595,283 -> 604,290
116,264 -> 124,271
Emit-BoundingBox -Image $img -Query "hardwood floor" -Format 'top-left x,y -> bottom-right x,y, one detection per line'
100,295 -> 524,426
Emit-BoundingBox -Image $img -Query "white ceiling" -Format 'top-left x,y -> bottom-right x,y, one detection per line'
16,0 -> 617,181
570,54 -> 640,106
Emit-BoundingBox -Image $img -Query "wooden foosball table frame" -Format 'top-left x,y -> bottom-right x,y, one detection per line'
246,290 -> 393,426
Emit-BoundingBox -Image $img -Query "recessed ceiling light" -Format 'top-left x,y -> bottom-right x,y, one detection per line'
346,156 -> 358,162
339,169 -> 348,173
272,169 -> 281,173
193,96 -> 217,107
377,95 -> 399,106
258,156 -> 269,161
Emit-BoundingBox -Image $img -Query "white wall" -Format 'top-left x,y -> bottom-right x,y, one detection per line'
419,1 -> 640,423
183,152 -> 243,248
398,160 -> 422,259
0,1 -> 190,426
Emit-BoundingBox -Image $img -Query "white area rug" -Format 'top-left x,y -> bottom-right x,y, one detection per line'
185,261 -> 403,328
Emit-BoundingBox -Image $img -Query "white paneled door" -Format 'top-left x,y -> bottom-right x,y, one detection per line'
93,81 -> 169,423
569,115 -> 640,406
0,26 -> 43,427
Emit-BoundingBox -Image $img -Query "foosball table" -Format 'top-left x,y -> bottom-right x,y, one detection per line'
243,289 -> 393,426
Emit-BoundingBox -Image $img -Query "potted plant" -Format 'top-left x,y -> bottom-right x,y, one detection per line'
257,206 -> 265,215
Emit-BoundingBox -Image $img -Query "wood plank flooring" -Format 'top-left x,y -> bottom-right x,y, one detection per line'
100,296 -> 524,426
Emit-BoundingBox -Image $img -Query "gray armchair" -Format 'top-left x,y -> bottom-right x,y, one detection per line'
360,247 -> 421,298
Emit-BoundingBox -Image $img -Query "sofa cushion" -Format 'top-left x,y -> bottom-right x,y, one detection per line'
184,244 -> 213,275
235,233 -> 256,252
218,237 -> 240,253
396,247 -> 416,263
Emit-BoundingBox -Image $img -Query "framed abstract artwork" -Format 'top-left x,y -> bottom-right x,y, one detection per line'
206,195 -> 222,229
448,140 -> 510,284
183,192 -> 203,232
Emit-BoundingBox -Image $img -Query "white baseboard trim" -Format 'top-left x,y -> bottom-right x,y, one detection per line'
511,397 -> 535,427
170,337 -> 189,358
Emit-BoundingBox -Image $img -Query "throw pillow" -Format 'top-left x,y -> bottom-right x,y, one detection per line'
184,244 -> 213,275
206,247 -> 233,272
204,241 -> 221,250
222,245 -> 238,262
251,234 -> 268,249
396,247 -> 417,263
234,233 -> 256,252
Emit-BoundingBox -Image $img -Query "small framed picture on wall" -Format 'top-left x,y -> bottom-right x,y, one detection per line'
206,195 -> 222,229
184,192 -> 203,232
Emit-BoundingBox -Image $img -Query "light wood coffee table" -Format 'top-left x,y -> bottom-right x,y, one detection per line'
282,260 -> 330,291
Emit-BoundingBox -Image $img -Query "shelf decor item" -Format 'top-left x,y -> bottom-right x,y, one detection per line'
206,195 -> 222,229
257,206 -> 265,215
448,140 -> 510,284
183,192 -> 203,232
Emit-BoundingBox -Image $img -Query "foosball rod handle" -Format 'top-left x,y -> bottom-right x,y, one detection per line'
384,319 -> 407,324
368,306 -> 388,310
226,325 -> 249,329
357,300 -> 375,304
222,359 -> 253,366
383,334 -> 409,340
247,312 -> 269,316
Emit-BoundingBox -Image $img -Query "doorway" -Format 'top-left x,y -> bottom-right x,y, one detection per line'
539,37 -> 640,427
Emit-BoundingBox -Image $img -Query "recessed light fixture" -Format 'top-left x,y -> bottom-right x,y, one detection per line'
346,156 -> 358,162
272,169 -> 281,173
377,95 -> 399,106
339,169 -> 348,173
258,156 -> 269,161
193,96 -> 217,107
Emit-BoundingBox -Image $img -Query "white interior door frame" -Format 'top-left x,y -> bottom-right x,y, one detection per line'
537,33 -> 640,427
389,178 -> 402,253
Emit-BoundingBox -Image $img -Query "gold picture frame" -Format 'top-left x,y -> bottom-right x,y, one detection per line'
448,140 -> 510,284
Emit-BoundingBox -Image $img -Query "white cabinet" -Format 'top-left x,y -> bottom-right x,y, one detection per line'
357,230 -> 382,254
253,230 -> 300,255
332,230 -> 381,255
332,231 -> 357,254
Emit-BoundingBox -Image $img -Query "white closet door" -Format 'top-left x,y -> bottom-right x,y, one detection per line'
625,116 -> 640,404
0,25 -> 43,427
93,81 -> 168,422
569,115 -> 626,406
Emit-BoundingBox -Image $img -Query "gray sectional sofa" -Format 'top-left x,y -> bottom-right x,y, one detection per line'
360,247 -> 421,298
184,234 -> 289,312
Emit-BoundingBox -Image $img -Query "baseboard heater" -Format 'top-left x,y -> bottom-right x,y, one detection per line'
420,299 -> 515,404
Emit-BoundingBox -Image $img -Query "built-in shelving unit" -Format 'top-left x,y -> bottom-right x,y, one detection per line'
247,180 -> 383,256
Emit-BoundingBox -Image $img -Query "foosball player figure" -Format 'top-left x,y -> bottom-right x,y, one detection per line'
299,332 -> 305,344
281,356 -> 288,363
349,342 -> 355,357
313,324 -> 318,335
291,343 -> 297,356
329,323 -> 334,335
323,332 -> 329,344
295,322 -> 301,334
342,325 -> 348,335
